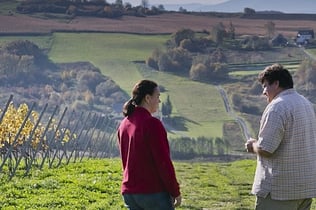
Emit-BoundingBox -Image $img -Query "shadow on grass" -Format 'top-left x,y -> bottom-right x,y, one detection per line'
163,116 -> 199,133
181,205 -> 202,210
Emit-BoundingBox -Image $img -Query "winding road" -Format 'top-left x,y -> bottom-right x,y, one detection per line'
216,85 -> 251,141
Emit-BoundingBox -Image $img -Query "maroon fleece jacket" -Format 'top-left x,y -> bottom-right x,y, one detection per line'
117,107 -> 180,197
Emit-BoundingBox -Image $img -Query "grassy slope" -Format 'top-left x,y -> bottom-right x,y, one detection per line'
48,33 -> 231,139
0,158 -> 256,210
2,158 -> 315,209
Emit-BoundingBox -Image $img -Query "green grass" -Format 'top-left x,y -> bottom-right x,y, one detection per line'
0,159 -> 124,209
48,32 -> 231,139
49,33 -> 168,92
228,62 -> 301,77
0,0 -> 19,14
1,33 -> 309,140
2,158 -> 315,210
0,36 -> 53,50
0,158 -> 256,210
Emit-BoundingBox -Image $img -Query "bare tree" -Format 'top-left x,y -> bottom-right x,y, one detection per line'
264,21 -> 276,38
141,0 -> 149,8
228,21 -> 235,39
211,22 -> 226,46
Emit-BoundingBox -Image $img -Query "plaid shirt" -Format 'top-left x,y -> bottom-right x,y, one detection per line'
252,89 -> 316,200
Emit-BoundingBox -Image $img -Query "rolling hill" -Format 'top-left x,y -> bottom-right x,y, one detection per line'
163,0 -> 316,14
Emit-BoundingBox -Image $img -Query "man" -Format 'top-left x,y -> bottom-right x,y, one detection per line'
245,63 -> 316,210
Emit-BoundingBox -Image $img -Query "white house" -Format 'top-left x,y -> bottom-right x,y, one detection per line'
295,29 -> 314,45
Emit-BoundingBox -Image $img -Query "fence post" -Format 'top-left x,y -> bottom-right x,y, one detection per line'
71,112 -> 93,163
0,102 -> 36,175
9,103 -> 48,180
0,95 -> 13,124
56,111 -> 83,167
25,104 -> 58,174
79,113 -> 100,162
40,106 -> 67,169
49,108 -> 74,168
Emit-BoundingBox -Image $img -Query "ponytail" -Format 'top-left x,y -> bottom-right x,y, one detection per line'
122,80 -> 158,117
122,98 -> 135,117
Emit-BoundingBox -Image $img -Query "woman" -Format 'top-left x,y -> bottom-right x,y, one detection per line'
117,80 -> 181,210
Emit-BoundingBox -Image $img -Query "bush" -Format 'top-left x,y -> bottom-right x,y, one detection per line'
171,28 -> 195,47
179,39 -> 195,51
146,57 -> 158,70
95,80 -> 120,97
189,63 -> 208,80
239,35 -> 270,50
78,71 -> 105,93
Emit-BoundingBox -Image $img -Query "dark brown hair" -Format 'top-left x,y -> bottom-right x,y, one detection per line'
122,80 -> 158,117
258,63 -> 293,89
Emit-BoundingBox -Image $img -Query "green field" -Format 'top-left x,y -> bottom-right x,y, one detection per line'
2,20 -> 316,210
0,158 -> 256,210
1,158 -> 316,210
47,32 -> 231,139
0,36 -> 53,50
0,33 -> 230,139
0,1 -> 19,14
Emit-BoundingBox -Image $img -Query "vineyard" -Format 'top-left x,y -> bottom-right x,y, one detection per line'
0,94 -> 119,179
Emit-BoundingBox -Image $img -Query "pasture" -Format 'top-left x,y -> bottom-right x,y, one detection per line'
48,32 -> 231,139
0,33 -> 229,139
0,158 -> 256,210
2,5 -> 316,209
1,158 -> 316,210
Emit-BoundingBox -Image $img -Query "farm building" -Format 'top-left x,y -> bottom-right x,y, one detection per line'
295,29 -> 314,45
271,34 -> 288,46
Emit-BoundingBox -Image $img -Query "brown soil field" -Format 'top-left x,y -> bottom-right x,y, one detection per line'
1,13 -> 316,38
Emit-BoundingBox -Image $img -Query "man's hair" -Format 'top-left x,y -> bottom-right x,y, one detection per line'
258,63 -> 293,89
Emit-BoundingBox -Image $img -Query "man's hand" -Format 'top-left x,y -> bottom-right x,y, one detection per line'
245,138 -> 256,153
173,195 -> 182,208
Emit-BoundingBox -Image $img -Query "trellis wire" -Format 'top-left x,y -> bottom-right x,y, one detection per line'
0,95 -> 119,179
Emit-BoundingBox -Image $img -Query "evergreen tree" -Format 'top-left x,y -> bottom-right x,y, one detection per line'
161,95 -> 172,117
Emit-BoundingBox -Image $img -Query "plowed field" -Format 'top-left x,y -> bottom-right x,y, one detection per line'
1,12 -> 316,38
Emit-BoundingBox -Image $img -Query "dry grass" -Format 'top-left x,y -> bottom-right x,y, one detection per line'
1,12 -> 316,38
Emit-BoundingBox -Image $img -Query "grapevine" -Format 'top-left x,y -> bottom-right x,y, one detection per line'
0,102 -> 74,153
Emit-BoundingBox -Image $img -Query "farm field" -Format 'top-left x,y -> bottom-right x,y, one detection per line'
2,10 -> 316,38
0,32 -> 229,139
46,32 -> 231,139
0,15 -> 315,143
0,158 -> 255,210
1,158 -> 316,210
2,3 -> 316,210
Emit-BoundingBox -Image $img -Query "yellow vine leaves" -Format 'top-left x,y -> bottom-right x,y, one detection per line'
0,102 -> 74,150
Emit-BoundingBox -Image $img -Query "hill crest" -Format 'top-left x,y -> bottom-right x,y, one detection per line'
162,0 -> 316,13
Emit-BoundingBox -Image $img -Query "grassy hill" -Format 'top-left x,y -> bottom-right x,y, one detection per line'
1,158 -> 315,210
0,158 -> 256,210
48,33 -> 232,139
0,31 -> 310,154
1,3 -> 316,209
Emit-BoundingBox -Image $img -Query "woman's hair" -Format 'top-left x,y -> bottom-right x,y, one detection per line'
258,63 -> 293,89
122,80 -> 158,117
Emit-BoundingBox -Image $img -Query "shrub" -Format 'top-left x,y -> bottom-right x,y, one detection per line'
146,57 -> 158,70
239,35 -> 270,50
78,71 -> 105,93
95,80 -> 120,97
157,53 -> 172,71
171,28 -> 195,47
189,63 -> 208,80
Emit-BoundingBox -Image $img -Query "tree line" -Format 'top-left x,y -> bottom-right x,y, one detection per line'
146,22 -> 277,83
169,136 -> 229,159
16,0 -> 165,18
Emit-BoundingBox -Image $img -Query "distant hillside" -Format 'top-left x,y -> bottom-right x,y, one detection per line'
162,0 -> 316,14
